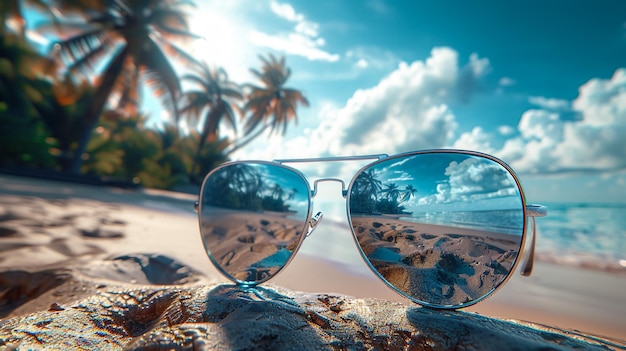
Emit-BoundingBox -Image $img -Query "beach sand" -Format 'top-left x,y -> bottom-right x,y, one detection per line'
0,174 -> 624,346
349,215 -> 521,307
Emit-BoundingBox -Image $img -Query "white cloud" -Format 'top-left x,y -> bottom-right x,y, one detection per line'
306,47 -> 488,156
452,127 -> 496,153
528,96 -> 570,110
498,125 -> 516,136
418,158 -> 519,206
355,59 -> 369,69
345,47 -> 400,72
233,48 -> 491,173
270,1 -> 303,22
252,1 -> 340,62
497,68 -> 626,174
249,30 -> 340,62
456,53 -> 491,102
498,77 -> 516,87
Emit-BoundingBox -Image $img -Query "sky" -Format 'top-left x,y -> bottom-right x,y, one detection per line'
185,0 -> 626,204
27,0 -> 626,204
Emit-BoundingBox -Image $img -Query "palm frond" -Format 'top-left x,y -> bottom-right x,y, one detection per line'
54,28 -> 112,63
139,42 -> 181,122
158,41 -> 202,68
182,73 -> 212,90
63,37 -> 117,76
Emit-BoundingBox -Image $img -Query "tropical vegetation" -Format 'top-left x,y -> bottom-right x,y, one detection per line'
0,0 -> 309,191
350,170 -> 417,215
202,164 -> 299,213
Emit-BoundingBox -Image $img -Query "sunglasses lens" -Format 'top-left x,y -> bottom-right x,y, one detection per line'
199,162 -> 311,285
348,152 -> 525,308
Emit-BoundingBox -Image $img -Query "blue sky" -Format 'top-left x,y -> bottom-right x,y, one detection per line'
27,1 -> 626,203
185,0 -> 626,204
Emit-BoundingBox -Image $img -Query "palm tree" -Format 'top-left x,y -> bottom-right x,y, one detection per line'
225,54 -> 308,155
50,0 -> 200,173
400,184 -> 417,203
180,62 -> 242,174
350,170 -> 383,214
382,182 -> 400,203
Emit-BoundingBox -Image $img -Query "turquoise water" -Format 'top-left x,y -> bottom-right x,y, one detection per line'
298,201 -> 626,273
181,194 -> 626,273
534,202 -> 626,270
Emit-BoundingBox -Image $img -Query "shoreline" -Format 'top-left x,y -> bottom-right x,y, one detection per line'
0,174 -> 624,340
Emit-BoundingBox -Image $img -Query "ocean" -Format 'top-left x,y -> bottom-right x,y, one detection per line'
297,201 -> 626,274
171,191 -> 626,274
533,202 -> 626,271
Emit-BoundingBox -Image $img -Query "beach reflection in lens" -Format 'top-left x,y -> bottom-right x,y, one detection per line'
199,162 -> 310,285
348,152 -> 525,308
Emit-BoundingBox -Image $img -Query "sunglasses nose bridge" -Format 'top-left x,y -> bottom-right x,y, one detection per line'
310,178 -> 347,198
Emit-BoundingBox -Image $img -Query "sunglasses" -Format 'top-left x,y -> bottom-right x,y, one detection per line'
196,149 -> 547,309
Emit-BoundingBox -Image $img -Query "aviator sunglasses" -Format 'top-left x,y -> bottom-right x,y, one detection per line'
196,149 -> 547,309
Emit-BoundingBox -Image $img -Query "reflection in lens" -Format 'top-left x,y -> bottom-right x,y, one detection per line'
199,162 -> 310,285
348,152 -> 525,308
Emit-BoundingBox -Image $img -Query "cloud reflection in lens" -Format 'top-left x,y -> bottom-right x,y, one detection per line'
348,152 -> 525,308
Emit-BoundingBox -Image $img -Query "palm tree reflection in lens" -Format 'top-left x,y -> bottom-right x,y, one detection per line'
199,150 -> 542,309
199,162 -> 310,285
348,153 -> 525,308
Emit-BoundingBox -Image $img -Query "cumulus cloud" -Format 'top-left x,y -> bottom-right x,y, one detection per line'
235,47 -> 491,179
251,1 -> 339,62
456,53 -> 491,102
496,68 -> 626,174
270,1 -> 303,22
309,47 -> 490,156
452,127 -> 496,153
418,158 -> 519,206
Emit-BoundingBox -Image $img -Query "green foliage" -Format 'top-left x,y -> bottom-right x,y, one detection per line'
80,113 -> 173,189
0,111 -> 57,168
0,2 -> 309,191
203,164 -> 295,212
350,171 -> 417,215
0,32 -> 57,168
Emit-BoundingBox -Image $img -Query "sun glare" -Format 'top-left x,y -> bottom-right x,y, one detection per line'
188,8 -> 255,83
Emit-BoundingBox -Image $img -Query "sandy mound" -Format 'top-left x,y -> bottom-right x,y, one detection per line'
0,261 -> 623,350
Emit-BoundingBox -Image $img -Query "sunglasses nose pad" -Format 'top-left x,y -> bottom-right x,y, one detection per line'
306,212 -> 323,237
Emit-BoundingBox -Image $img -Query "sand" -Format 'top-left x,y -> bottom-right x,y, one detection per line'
350,215 -> 522,307
199,207 -> 307,283
0,174 -> 624,345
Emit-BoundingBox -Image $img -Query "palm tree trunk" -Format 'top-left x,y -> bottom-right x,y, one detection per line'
68,47 -> 129,174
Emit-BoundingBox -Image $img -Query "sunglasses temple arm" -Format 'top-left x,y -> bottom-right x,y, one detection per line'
520,216 -> 537,276
520,204 -> 547,277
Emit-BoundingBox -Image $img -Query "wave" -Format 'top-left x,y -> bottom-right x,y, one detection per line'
535,250 -> 626,274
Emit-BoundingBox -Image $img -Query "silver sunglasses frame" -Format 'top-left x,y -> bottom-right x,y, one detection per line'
197,160 -> 314,288
197,149 -> 547,309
